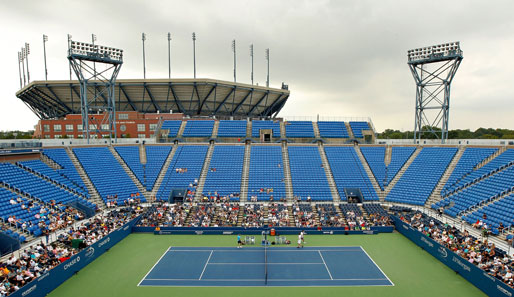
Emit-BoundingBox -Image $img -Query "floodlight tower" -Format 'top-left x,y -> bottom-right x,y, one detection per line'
407,42 -> 463,144
68,39 -> 123,144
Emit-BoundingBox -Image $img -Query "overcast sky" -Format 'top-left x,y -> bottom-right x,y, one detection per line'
1,0 -> 513,132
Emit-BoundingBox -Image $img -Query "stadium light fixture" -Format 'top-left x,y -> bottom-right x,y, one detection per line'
232,39 -> 236,83
168,32 -> 171,79
192,32 -> 197,79
250,44 -> 254,85
68,40 -> 123,63
43,35 -> 48,80
265,48 -> 270,87
21,47 -> 26,86
24,43 -> 30,83
142,33 -> 146,79
407,41 -> 462,64
68,34 -> 73,79
17,51 -> 22,88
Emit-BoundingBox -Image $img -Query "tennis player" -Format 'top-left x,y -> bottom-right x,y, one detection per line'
237,234 -> 242,248
297,232 -> 303,248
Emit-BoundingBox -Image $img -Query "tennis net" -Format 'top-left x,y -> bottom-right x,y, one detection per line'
264,234 -> 268,285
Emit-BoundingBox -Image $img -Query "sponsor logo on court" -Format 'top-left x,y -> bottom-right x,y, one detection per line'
21,285 -> 36,296
420,236 -> 434,248
195,231 -> 204,235
85,246 -> 95,258
38,272 -> 50,282
497,285 -> 512,296
63,256 -> 80,271
223,231 -> 233,235
123,225 -> 130,231
98,237 -> 110,248
438,246 -> 448,258
452,256 -> 471,272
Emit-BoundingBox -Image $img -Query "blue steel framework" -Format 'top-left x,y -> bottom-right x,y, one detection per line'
408,42 -> 463,144
67,40 -> 123,143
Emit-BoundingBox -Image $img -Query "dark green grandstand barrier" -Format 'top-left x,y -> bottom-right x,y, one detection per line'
393,216 -> 514,297
131,226 -> 394,235
10,217 -> 139,297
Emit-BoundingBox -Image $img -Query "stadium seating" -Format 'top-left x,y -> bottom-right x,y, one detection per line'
463,193 -> 514,233
115,146 -> 172,191
0,187 -> 46,237
161,120 -> 182,137
73,147 -> 143,204
317,121 -> 349,138
182,120 -> 214,137
217,120 -> 247,138
442,149 -> 514,197
42,148 -> 88,193
324,146 -> 379,201
202,146 -> 245,200
285,121 -> 315,138
434,165 -> 514,217
251,120 -> 281,138
18,160 -> 88,197
0,162 -> 92,208
248,146 -> 286,201
362,203 -> 389,217
385,147 -> 457,205
349,121 -> 371,138
156,145 -> 208,201
360,147 -> 386,189
386,147 -> 416,185
340,203 -> 364,217
288,146 -> 331,201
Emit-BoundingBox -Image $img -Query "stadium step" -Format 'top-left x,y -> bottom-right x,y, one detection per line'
108,146 -> 149,200
194,142 -> 215,201
384,145 -> 392,167
345,122 -> 354,139
312,122 -> 321,139
353,145 -> 385,200
287,205 -> 295,226
139,144 -> 147,165
150,144 -> 179,200
40,153 -> 62,170
458,187 -> 514,219
177,120 -> 187,139
66,147 -> 104,207
425,146 -> 466,207
317,142 -> 341,202
211,120 -> 220,139
475,146 -> 506,170
246,120 -> 252,139
384,146 -> 422,198
279,121 -> 286,139
239,142 -> 251,202
281,141 -> 294,202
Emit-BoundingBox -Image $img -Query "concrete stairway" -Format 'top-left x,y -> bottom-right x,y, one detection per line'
281,142 -> 294,202
139,144 -> 147,165
280,121 -> 286,139
65,147 -> 104,207
239,142 -> 251,202
354,145 -> 385,200
317,142 -> 341,203
194,143 -> 215,201
345,122 -> 354,138
246,120 -> 252,139
425,146 -> 465,207
312,122 -> 321,139
40,154 -> 62,170
211,120 -> 220,139
108,146 -> 148,199
384,145 -> 392,166
287,205 -> 295,226
177,120 -> 187,138
150,144 -> 178,200
458,188 -> 514,219
475,146 -> 506,170
384,146 -> 422,198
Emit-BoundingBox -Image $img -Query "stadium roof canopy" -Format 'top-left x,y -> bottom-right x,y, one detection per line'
15,78 -> 290,120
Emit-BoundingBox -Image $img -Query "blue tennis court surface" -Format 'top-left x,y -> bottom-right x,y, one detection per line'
138,246 -> 393,287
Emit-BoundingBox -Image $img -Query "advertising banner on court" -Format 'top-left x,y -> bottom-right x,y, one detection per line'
10,217 -> 138,297
393,216 -> 514,297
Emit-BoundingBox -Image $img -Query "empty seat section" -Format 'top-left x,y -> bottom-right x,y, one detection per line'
387,147 -> 416,185
0,162 -> 92,207
349,121 -> 371,138
73,147 -> 143,204
18,160 -> 88,197
324,146 -> 379,201
115,146 -> 144,185
317,121 -> 349,138
161,120 -> 182,137
385,147 -> 457,205
285,121 -> 314,138
288,146 -> 331,201
248,146 -> 286,201
144,146 -> 172,191
463,194 -> 514,232
156,145 -> 208,201
202,146 -> 244,201
182,120 -> 214,137
217,120 -> 247,137
360,147 -> 386,190
251,120 -> 281,138
441,147 -> 497,196
42,148 -> 88,192
443,149 -> 514,196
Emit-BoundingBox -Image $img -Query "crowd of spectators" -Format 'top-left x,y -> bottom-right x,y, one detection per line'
137,202 -> 192,227
268,203 -> 289,226
242,205 -> 264,228
292,204 -> 316,227
400,211 -> 514,288
212,203 -> 239,227
188,204 -> 216,227
0,206 -> 142,296
317,204 -> 344,227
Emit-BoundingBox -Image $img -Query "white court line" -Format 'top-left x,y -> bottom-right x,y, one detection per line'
144,278 -> 389,281
168,249 -> 362,252
198,250 -> 213,280
207,263 -> 323,265
318,250 -> 333,280
359,246 -> 395,286
137,247 -> 171,286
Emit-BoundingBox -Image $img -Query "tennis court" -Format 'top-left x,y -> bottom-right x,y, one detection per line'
138,246 -> 393,287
